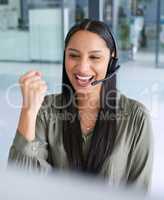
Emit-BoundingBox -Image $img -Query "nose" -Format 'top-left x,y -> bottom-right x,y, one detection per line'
76,56 -> 91,73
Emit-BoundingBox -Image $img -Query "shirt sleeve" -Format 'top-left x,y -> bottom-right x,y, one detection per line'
8,103 -> 52,174
126,105 -> 153,191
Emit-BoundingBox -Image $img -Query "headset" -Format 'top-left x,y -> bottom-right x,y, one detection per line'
91,30 -> 120,86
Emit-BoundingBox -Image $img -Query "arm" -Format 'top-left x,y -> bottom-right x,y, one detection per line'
127,107 -> 153,191
8,70 -> 52,174
8,107 -> 52,174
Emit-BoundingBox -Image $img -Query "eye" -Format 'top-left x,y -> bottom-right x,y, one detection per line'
69,54 -> 80,58
90,56 -> 101,60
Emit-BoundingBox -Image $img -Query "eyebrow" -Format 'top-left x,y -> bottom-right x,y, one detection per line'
67,48 -> 102,53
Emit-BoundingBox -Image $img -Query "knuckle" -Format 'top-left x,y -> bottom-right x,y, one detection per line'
24,79 -> 29,87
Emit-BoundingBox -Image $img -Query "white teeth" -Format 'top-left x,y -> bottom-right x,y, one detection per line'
76,75 -> 93,80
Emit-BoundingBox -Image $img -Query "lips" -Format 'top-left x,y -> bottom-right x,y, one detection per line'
75,74 -> 94,87
76,74 -> 93,81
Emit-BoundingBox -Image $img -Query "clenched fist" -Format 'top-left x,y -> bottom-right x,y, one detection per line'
17,70 -> 48,141
19,70 -> 47,115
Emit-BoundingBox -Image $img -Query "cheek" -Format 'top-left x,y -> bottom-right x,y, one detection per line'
65,58 -> 74,76
103,58 -> 110,74
97,61 -> 109,78
104,63 -> 109,75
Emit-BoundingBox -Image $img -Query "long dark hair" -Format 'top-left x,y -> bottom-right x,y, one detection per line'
62,19 -> 117,175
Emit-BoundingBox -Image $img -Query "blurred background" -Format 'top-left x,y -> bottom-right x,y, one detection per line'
0,0 -> 163,196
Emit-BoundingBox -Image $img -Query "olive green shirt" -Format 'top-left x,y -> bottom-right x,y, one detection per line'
8,93 -> 153,190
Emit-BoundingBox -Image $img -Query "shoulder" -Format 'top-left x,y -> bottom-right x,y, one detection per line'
118,93 -> 153,141
37,93 -> 63,119
118,93 -> 150,120
42,93 -> 62,109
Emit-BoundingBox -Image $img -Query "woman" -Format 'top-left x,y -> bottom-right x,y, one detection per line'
8,19 -> 153,190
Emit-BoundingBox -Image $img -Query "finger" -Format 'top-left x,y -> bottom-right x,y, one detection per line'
38,83 -> 48,93
35,71 -> 42,77
21,75 -> 42,87
29,83 -> 47,97
19,70 -> 42,83
29,80 -> 47,90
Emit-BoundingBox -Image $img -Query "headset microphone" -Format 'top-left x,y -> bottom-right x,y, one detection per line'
91,65 -> 120,86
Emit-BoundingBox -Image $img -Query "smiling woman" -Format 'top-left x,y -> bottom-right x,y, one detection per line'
8,19 -> 153,192
65,30 -> 110,94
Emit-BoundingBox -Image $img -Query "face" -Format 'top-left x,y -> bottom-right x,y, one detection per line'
65,30 -> 110,95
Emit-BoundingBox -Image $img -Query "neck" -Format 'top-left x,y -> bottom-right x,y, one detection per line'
76,90 -> 101,111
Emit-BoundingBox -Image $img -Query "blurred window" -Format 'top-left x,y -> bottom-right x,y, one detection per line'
0,0 -> 8,5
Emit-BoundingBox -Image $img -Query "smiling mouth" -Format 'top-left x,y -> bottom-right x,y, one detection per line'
76,74 -> 94,81
75,74 -> 95,87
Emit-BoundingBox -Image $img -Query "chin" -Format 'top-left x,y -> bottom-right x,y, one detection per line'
74,87 -> 92,94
